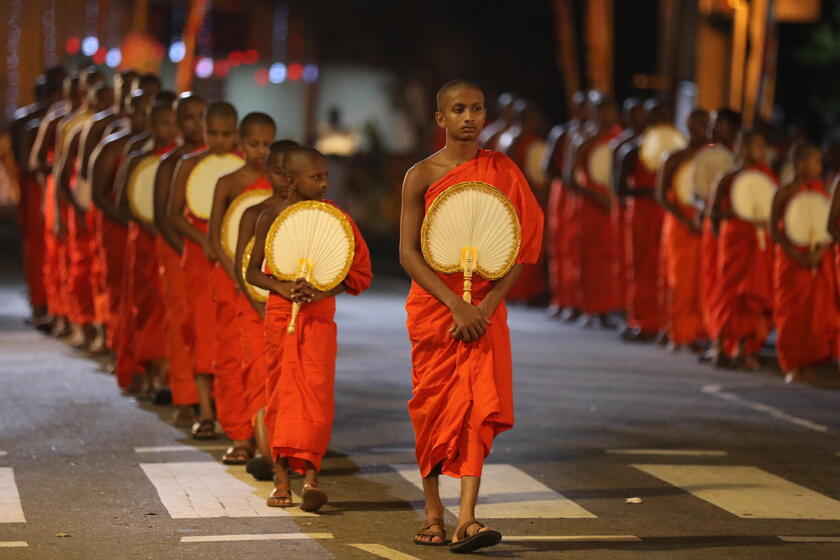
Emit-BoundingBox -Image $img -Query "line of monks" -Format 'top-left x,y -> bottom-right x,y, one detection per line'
486,91 -> 840,383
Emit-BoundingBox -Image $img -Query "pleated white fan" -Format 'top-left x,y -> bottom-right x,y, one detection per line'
693,145 -> 734,201
731,169 -> 776,250
242,237 -> 269,303
640,125 -> 687,173
127,154 -> 161,224
673,157 -> 697,206
784,191 -> 832,248
266,201 -> 355,333
421,181 -> 521,303
220,188 -> 272,260
185,153 -> 245,220
588,143 -> 613,187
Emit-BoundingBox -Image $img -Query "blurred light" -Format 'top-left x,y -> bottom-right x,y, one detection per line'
243,49 -> 259,65
65,36 -> 80,55
214,60 -> 230,78
268,62 -> 286,84
228,51 -> 244,67
168,40 -> 186,63
105,47 -> 121,68
302,64 -> 319,83
287,63 -> 303,81
195,57 -> 214,78
81,35 -> 99,56
254,68 -> 269,86
92,47 -> 107,65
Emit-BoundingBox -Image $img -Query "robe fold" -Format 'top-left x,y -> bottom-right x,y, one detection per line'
264,203 -> 372,473
87,205 -> 109,326
129,224 -> 166,363
406,150 -> 543,479
43,173 -> 67,318
20,175 -> 47,309
611,203 -> 627,311
773,180 -> 840,371
238,294 -> 266,419
700,217 -> 720,338
67,204 -> 96,324
546,178 -> 567,308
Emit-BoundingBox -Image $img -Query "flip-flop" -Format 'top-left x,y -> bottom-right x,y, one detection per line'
266,485 -> 294,508
190,419 -> 217,440
413,517 -> 448,547
222,445 -> 253,465
299,483 -> 328,512
449,520 -> 501,554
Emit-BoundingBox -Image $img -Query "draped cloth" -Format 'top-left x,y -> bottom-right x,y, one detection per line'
238,295 -> 266,419
43,174 -> 68,318
773,180 -> 840,371
264,203 -> 372,473
547,179 -> 569,308
20,175 -> 47,309
406,150 -> 543,479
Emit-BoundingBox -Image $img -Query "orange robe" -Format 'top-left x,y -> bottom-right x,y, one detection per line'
42,172 -> 67,318
406,150 -> 543,478
773,180 -> 840,371
87,205 -> 109,326
264,202 -> 372,473
547,178 -> 568,308
67,203 -> 96,325
129,224 -> 166,363
96,154 -> 129,348
612,203 -> 627,312
238,295 -> 266,419
20,174 -> 47,310
700,217 -> 719,338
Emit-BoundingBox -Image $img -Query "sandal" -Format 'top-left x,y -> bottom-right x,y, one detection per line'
299,482 -> 328,512
190,419 -> 217,440
266,485 -> 294,508
413,517 -> 448,547
222,445 -> 253,465
449,519 -> 501,554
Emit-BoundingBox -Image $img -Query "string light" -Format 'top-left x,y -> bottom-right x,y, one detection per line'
106,48 -> 122,68
269,62 -> 286,84
82,0 -> 99,59
169,41 -> 186,63
168,1 -> 186,65
302,64 -> 319,83
82,36 -> 100,57
5,0 -> 22,117
195,57 -> 214,78
195,0 -> 214,78
42,0 -> 58,67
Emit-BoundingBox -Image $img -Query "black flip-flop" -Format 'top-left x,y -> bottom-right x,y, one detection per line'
449,520 -> 501,554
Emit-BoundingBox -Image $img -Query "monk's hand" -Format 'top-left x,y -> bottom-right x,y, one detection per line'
449,300 -> 490,342
291,279 -> 317,304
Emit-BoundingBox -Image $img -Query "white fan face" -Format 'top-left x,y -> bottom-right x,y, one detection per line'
221,188 -> 272,260
693,145 -> 734,200
640,125 -> 687,173
673,157 -> 697,206
588,143 -> 613,187
266,201 -> 355,292
128,155 -> 161,224
784,191 -> 832,247
731,170 -> 776,222
421,181 -> 521,280
185,153 -> 245,220
242,237 -> 269,303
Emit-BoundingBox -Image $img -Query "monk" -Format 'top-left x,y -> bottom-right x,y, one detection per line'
829,173 -> 840,375
770,143 -> 840,383
655,110 -> 710,351
399,80 -> 543,553
709,130 -> 776,369
247,146 -> 372,512
151,92 -> 207,425
168,101 -> 240,440
101,74 -> 161,139
206,112 -> 276,464
478,92 -> 516,150
233,139 -> 298,480
567,96 -> 623,327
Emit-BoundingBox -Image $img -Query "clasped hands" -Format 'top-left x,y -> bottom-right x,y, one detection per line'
290,279 -> 327,304
448,299 -> 492,342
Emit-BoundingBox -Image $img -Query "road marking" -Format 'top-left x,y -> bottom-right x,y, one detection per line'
606,449 -> 727,457
391,464 -> 596,519
350,544 -> 421,560
367,448 -> 415,454
634,464 -> 840,519
0,541 -> 28,548
702,384 -> 829,433
0,451 -> 7,457
182,533 -> 333,542
134,445 -> 229,453
0,468 -> 25,523
140,462 -> 314,518
778,536 -> 840,543
503,535 -> 641,542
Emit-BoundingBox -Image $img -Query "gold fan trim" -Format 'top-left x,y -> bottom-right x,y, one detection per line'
127,154 -> 160,225
185,153 -> 245,220
421,181 -> 522,280
242,236 -> 268,303
221,188 -> 273,260
265,200 -> 356,292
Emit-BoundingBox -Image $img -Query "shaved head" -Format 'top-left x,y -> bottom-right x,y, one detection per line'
283,146 -> 325,174
436,79 -> 483,112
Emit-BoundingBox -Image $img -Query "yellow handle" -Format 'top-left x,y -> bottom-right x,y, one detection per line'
287,302 -> 301,334
755,226 -> 766,252
460,247 -> 477,304
287,258 -> 313,334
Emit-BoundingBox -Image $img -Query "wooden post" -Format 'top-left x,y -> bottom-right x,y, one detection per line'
585,0 -> 614,94
742,0 -> 770,127
553,0 -> 580,113
729,0 -> 749,111
175,0 -> 209,94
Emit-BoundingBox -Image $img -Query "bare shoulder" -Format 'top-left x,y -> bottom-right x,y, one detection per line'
404,152 -> 450,194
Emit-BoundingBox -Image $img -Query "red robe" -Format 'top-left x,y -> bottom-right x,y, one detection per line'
406,150 -> 543,478
547,178 -> 568,308
264,202 -> 372,473
43,171 -> 67,318
96,153 -> 129,348
773,180 -> 840,371
238,294 -> 266,419
19,174 -> 47,310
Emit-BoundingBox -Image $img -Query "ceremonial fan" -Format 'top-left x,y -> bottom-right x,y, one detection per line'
242,237 -> 269,303
673,157 -> 697,206
731,170 -> 776,249
126,155 -> 162,224
588,143 -> 613,187
692,145 -> 734,202
266,201 -> 355,334
185,154 -> 245,220
220,188 -> 273,259
421,181 -> 521,304
640,125 -> 687,173
784,191 -> 832,276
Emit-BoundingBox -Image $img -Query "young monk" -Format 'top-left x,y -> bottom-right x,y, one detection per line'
232,139 -> 298,480
247,146 -> 372,511
168,101 -> 240,440
206,112 -> 276,464
151,92 -> 207,425
655,109 -> 710,351
398,80 -> 543,552
771,143 -> 840,383
709,130 -> 776,369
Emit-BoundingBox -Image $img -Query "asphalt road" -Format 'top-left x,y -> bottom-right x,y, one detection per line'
1,270 -> 840,560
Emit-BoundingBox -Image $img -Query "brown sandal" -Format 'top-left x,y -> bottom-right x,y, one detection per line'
190,419 -> 217,440
299,482 -> 328,512
266,485 -> 294,508
413,517 -> 447,547
449,519 -> 501,554
222,445 -> 253,465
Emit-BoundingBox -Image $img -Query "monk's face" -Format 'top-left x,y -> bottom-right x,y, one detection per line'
151,109 -> 178,145
240,124 -> 275,172
687,113 -> 709,143
129,95 -> 152,130
435,87 -> 486,141
266,153 -> 289,196
177,101 -> 206,145
797,150 -> 823,180
738,135 -> 766,164
289,155 -> 328,201
205,116 -> 237,154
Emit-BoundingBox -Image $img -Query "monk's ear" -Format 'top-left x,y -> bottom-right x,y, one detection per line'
434,111 -> 445,128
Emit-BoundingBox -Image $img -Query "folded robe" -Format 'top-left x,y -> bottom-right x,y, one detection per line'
406,150 -> 543,479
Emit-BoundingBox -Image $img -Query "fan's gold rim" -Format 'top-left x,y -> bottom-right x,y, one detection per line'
221,188 -> 273,260
265,200 -> 356,292
127,154 -> 160,225
242,236 -> 268,303
185,153 -> 245,220
420,181 -> 522,280
673,157 -> 696,206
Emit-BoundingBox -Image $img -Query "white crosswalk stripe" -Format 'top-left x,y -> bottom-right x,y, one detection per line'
0,468 -> 25,523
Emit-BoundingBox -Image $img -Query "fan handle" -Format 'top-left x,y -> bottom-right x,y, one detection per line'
460,247 -> 477,304
287,258 -> 313,334
755,225 -> 766,251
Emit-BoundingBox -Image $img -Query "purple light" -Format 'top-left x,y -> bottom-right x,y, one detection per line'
195,57 -> 214,79
105,47 -> 121,68
302,64 -> 319,83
